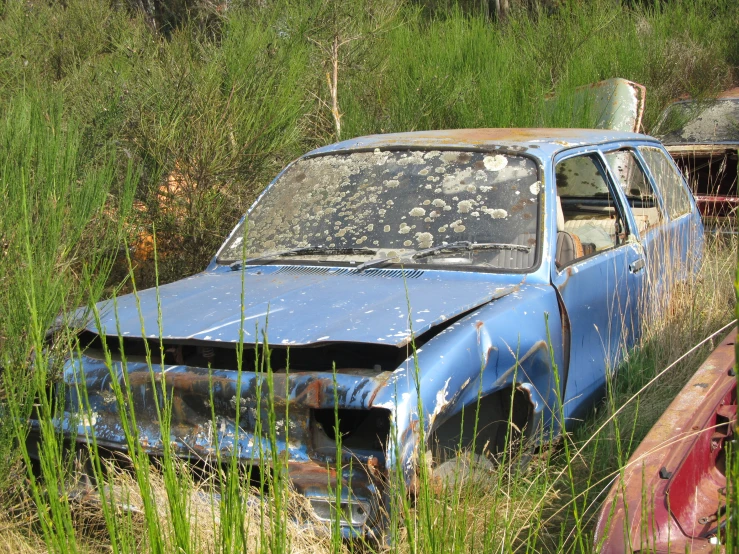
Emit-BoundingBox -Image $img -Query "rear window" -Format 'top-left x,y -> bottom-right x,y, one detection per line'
604,149 -> 664,233
639,147 -> 692,219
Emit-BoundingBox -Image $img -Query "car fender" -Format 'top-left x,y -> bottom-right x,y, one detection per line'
371,283 -> 564,478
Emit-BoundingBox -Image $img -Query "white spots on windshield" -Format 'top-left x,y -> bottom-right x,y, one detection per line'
373,148 -> 389,166
397,153 -> 425,166
484,208 -> 508,219
441,166 -> 474,194
416,232 -> 433,248
484,154 -> 508,171
232,149 -> 538,264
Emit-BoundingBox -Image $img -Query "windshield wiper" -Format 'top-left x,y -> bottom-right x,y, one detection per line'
230,246 -> 377,270
412,241 -> 531,260
356,241 -> 531,271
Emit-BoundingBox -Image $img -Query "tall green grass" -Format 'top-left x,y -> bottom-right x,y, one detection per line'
1,0 -> 738,552
0,91 -> 136,549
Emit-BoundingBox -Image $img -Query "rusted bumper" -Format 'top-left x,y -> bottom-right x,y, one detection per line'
30,355 -> 393,536
594,329 -> 737,553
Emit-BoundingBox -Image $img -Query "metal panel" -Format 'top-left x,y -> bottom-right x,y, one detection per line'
86,269 -> 527,347
594,329 -> 737,553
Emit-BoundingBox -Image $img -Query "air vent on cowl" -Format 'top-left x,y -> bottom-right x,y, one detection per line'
272,266 -> 424,279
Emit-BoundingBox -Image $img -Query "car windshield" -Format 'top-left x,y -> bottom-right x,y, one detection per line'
655,98 -> 739,144
218,149 -> 541,270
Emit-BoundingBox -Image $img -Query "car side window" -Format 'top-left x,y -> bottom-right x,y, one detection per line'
604,149 -> 664,234
554,154 -> 630,269
638,146 -> 692,219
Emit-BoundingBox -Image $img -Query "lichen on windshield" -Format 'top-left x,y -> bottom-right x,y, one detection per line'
219,150 -> 540,268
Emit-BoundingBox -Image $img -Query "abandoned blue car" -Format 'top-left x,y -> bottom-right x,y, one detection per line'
34,128 -> 703,535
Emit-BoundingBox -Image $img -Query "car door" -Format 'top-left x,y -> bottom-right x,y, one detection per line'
637,145 -> 704,292
602,147 -> 668,320
550,150 -> 646,422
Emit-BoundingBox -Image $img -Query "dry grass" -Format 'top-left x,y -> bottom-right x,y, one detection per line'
0,523 -> 48,554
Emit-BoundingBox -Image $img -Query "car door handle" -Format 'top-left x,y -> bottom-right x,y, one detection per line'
629,258 -> 645,274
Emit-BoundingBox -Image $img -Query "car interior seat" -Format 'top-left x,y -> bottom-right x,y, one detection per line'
555,195 -> 584,269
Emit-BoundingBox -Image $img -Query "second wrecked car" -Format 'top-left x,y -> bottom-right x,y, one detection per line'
654,89 -> 739,230
31,128 -> 704,535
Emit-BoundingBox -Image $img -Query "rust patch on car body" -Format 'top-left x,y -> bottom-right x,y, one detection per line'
594,328 -> 737,552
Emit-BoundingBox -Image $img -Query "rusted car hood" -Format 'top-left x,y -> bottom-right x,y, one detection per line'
87,266 -> 520,347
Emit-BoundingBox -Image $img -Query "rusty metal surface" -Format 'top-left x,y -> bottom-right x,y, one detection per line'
665,144 -> 739,156
655,89 -> 739,231
594,329 -> 737,553
655,97 -> 739,146
545,78 -> 647,133
305,128 -> 655,159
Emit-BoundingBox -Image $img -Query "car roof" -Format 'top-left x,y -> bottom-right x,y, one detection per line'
656,94 -> 739,145
306,128 -> 657,160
